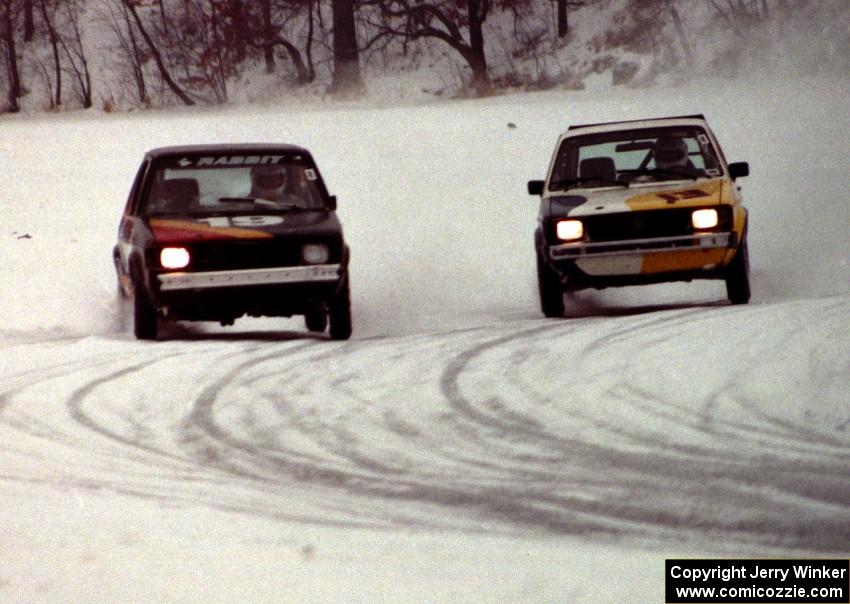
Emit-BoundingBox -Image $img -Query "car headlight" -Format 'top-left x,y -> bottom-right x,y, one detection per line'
556,219 -> 584,241
302,243 -> 329,264
692,209 -> 719,229
160,247 -> 190,269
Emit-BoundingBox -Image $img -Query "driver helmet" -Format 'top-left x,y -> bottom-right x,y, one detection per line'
250,164 -> 288,199
653,137 -> 689,170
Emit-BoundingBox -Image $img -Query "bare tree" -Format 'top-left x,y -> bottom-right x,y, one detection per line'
555,0 -> 584,38
372,0 -> 494,95
101,0 -> 149,106
56,0 -> 92,108
198,0 -> 237,101
0,0 -> 21,112
261,0 -> 275,72
329,0 -> 363,96
22,0 -> 32,40
121,0 -> 195,105
37,0 -> 61,107
708,0 -> 772,35
666,0 -> 693,67
242,0 -> 315,84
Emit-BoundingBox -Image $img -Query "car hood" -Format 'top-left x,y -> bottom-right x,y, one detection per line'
545,178 -> 725,219
147,210 -> 341,243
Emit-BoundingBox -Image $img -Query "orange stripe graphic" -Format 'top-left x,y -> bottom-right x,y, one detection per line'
150,219 -> 273,242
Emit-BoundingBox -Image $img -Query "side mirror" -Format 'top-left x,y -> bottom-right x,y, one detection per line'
728,162 -> 749,180
327,194 -> 337,211
527,180 -> 544,196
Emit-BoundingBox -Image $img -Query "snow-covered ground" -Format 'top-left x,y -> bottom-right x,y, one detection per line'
1,72 -> 848,602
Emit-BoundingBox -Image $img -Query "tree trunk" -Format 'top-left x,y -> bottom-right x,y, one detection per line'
122,0 -> 196,106
668,0 -> 693,67
226,0 -> 248,62
1,0 -> 20,112
278,36 -> 311,83
329,0 -> 363,97
62,2 -> 93,108
124,2 -> 148,104
557,0 -> 568,38
24,0 -> 34,41
262,0 -> 275,73
157,0 -> 168,33
306,0 -> 315,81
38,0 -> 61,107
466,0 -> 490,95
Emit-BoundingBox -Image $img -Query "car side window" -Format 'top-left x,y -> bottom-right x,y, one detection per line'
126,160 -> 150,216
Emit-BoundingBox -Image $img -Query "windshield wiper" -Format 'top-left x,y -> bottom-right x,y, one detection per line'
217,197 -> 300,209
630,168 -> 698,181
549,176 -> 628,191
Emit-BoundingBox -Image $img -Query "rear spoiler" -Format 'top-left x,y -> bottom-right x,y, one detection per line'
568,114 -> 707,131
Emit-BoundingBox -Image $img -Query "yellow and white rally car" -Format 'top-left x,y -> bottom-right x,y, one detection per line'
528,114 -> 751,317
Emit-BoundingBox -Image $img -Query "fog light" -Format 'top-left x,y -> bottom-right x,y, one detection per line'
160,247 -> 190,269
556,219 -> 584,241
302,244 -> 329,264
692,209 -> 719,229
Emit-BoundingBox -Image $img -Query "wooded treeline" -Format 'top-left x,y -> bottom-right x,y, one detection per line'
0,0 -> 823,112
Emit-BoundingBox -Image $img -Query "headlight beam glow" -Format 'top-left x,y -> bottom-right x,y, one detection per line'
556,219 -> 584,241
692,209 -> 719,229
160,247 -> 190,269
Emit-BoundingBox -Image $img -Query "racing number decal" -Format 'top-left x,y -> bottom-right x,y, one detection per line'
196,215 -> 284,228
657,189 -> 708,203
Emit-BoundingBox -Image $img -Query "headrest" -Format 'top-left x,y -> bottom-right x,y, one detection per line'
160,178 -> 200,202
579,156 -> 617,182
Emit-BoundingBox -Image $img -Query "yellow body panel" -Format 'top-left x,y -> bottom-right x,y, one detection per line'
624,179 -> 724,212
611,178 -> 744,275
641,248 -> 727,273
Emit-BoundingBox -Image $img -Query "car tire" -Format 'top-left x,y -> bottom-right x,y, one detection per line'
725,235 -> 751,305
113,250 -> 128,300
537,252 -> 565,318
305,307 -> 328,333
132,280 -> 158,340
328,280 -> 352,341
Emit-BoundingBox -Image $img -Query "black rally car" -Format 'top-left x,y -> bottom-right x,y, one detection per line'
113,144 -> 352,340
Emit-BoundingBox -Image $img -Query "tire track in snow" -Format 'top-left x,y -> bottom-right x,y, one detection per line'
0,344 -> 230,501
179,326 -> 639,536
179,340 -> 441,529
437,302 -> 850,552
589,300 -> 850,461
0,339 -> 324,515
1,296 -> 846,551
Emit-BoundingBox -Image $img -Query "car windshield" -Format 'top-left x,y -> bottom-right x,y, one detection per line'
549,125 -> 723,191
143,153 -> 327,214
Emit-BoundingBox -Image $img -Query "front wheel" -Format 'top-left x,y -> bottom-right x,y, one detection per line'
305,307 -> 328,333
537,252 -> 565,318
328,280 -> 352,341
132,278 -> 158,340
725,236 -> 751,305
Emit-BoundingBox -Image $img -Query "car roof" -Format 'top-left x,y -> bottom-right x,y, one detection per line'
563,114 -> 710,137
145,143 -> 311,159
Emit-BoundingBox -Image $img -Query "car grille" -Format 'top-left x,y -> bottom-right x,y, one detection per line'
582,207 -> 731,242
181,238 -> 339,272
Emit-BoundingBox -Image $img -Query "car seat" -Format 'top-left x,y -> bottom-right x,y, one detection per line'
158,178 -> 200,211
579,157 -> 617,182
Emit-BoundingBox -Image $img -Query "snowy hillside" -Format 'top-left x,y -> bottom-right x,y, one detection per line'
5,0 -> 849,112
1,69 -> 848,602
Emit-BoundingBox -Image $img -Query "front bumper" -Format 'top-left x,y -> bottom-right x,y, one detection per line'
158,263 -> 342,291
549,232 -> 731,260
